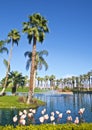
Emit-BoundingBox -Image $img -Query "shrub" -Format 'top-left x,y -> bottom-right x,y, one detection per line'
18,96 -> 26,103
1,123 -> 92,130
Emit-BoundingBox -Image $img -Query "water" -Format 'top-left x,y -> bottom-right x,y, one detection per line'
0,92 -> 92,125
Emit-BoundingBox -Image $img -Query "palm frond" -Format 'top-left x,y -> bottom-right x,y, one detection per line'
0,47 -> 8,54
3,59 -> 10,71
26,59 -> 31,70
39,50 -> 48,57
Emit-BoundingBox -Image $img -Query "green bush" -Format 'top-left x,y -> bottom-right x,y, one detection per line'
62,86 -> 72,92
1,123 -> 92,130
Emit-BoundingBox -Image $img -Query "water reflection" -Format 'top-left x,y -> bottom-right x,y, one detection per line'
35,93 -> 92,123
0,93 -> 92,125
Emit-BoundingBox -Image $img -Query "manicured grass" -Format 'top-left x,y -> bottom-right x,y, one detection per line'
0,96 -> 45,108
0,87 -> 29,92
0,87 -> 48,93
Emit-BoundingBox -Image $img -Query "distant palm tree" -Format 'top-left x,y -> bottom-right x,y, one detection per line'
44,75 -> 49,88
49,75 -> 56,89
59,78 -> 63,88
82,74 -> 87,88
71,76 -> 75,89
37,76 -> 41,87
24,50 -> 48,91
0,29 -> 20,95
23,13 -> 49,103
87,71 -> 92,90
63,78 -> 67,87
75,76 -> 80,90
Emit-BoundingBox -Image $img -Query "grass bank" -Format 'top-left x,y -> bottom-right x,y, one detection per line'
0,96 -> 45,108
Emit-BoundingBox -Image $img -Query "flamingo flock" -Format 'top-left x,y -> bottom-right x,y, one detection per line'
13,107 -> 85,126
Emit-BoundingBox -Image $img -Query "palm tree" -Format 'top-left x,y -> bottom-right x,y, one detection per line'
8,71 -> 26,95
0,40 -> 8,54
0,29 -> 20,95
63,78 -> 67,88
79,75 -> 84,90
87,71 -> 92,90
1,71 -> 26,95
71,76 -> 76,89
75,76 -> 80,90
24,50 -> 48,71
0,40 -> 9,67
37,76 -> 41,87
24,50 -> 48,92
82,74 -> 89,89
44,75 -> 49,89
23,13 -> 49,103
59,78 -> 63,89
49,75 -> 56,89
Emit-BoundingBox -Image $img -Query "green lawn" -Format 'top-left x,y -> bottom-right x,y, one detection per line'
0,87 -> 48,93
0,87 -> 29,92
0,87 -> 47,108
0,96 -> 45,108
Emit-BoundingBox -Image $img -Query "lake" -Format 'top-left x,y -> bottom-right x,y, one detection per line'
0,92 -> 92,125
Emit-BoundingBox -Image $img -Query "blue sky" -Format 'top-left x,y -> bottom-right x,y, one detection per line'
0,0 -> 92,80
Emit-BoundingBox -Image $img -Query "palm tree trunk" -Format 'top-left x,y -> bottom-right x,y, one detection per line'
12,85 -> 17,95
89,77 -> 90,90
0,44 -> 13,96
33,69 -> 36,94
27,37 -> 36,104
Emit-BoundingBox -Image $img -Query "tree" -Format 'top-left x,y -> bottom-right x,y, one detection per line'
49,75 -> 56,89
44,75 -> 49,88
0,71 -> 26,95
24,50 -> 48,71
0,40 -> 8,54
0,40 -> 9,67
24,50 -> 48,91
71,76 -> 76,89
87,71 -> 92,90
8,71 -> 26,95
37,76 -> 41,87
23,13 -> 49,103
0,29 -> 20,95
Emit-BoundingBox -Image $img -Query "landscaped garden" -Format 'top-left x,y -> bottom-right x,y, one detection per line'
0,0 -> 92,129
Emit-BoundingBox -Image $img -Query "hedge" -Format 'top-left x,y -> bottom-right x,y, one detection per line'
0,123 -> 92,130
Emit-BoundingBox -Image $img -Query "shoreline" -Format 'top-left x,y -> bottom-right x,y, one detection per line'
56,91 -> 73,95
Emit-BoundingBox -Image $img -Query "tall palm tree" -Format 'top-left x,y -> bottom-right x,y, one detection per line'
24,50 -> 48,92
23,13 -> 49,103
0,29 -> 20,95
0,40 -> 9,67
0,40 -> 8,54
24,50 -> 48,71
